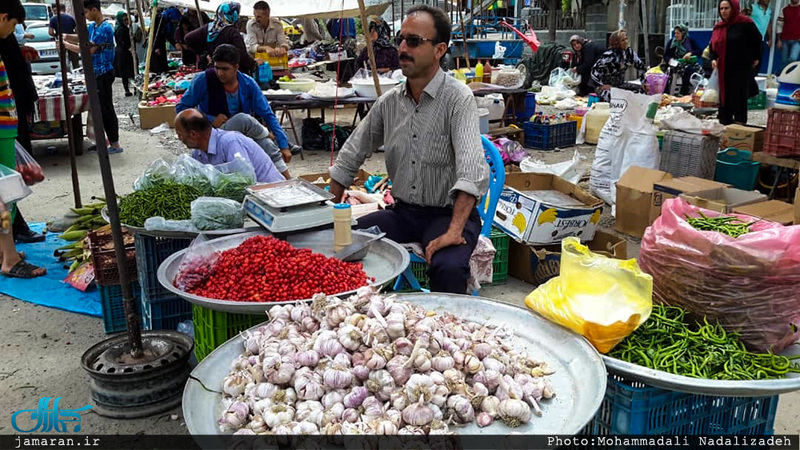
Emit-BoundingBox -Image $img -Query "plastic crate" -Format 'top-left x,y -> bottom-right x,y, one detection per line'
660,131 -> 719,179
193,304 -> 266,362
714,148 -> 760,190
134,234 -> 192,302
397,227 -> 510,291
88,229 -> 137,286
99,282 -> 143,334
141,294 -> 192,331
583,373 -> 778,435
523,120 -> 577,150
764,108 -> 800,157
747,91 -> 767,110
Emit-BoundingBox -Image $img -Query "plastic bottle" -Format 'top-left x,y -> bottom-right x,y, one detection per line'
475,60 -> 484,81
483,61 -> 493,84
333,204 -> 353,252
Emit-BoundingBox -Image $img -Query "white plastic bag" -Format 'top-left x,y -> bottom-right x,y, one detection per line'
549,68 -> 581,88
520,150 -> 585,184
660,109 -> 725,136
493,41 -> 506,59
700,69 -> 719,103
590,88 -> 661,205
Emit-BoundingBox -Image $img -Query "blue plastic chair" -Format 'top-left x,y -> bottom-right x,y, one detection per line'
393,135 -> 506,294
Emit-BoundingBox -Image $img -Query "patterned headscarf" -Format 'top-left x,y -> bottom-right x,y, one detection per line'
368,16 -> 392,48
207,2 -> 240,42
671,24 -> 689,57
114,11 -> 127,32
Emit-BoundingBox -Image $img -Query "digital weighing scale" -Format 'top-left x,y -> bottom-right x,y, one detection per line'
243,179 -> 338,233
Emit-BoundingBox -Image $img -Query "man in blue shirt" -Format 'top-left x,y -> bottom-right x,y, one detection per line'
61,0 -> 121,153
49,4 -> 79,68
177,44 -> 293,178
175,108 -> 284,184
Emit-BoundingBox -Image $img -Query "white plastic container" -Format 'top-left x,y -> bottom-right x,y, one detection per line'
766,88 -> 778,109
277,79 -> 316,92
0,165 -> 32,204
477,108 -> 490,134
775,62 -> 800,111
487,96 -> 505,130
350,78 -> 400,98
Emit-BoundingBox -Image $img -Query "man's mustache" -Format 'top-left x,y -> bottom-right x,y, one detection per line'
399,54 -> 414,62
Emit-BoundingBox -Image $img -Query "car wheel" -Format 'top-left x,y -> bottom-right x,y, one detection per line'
516,62 -> 532,89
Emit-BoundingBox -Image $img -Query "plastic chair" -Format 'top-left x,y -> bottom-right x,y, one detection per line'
393,135 -> 506,294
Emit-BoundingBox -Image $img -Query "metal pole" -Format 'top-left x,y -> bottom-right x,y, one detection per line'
357,0 -> 383,96
458,0 -> 471,68
71,0 -> 143,358
55,0 -> 82,209
641,0 -> 649,66
125,0 -> 139,75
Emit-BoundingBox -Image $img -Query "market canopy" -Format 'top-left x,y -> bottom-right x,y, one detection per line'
156,0 -> 392,19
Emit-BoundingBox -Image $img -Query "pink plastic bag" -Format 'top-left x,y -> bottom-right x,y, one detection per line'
638,198 -> 800,353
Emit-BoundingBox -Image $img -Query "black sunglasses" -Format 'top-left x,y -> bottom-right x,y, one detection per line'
396,33 -> 437,48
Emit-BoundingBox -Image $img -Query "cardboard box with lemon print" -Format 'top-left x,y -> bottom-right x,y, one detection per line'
493,173 -> 604,245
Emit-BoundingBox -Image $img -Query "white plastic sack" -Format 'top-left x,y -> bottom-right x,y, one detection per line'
660,109 -> 725,137
590,88 -> 661,205
493,41 -> 506,59
520,150 -> 585,184
700,69 -> 719,103
549,68 -> 581,88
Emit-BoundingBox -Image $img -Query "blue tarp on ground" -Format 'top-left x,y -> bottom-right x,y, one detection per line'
0,223 -> 101,317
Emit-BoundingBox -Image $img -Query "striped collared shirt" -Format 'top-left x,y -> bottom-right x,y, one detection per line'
329,69 -> 489,208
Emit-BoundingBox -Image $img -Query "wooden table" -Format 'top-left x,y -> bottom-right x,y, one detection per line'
473,87 -> 528,127
752,152 -> 800,199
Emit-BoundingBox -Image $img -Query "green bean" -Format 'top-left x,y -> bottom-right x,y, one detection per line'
685,212 -> 754,238
119,182 -> 202,227
608,304 -> 800,380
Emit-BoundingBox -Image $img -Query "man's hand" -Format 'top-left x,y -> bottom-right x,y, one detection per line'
600,84 -> 611,91
24,33 -> 34,39
425,231 -> 466,265
212,114 -> 228,128
281,148 -> 292,163
255,58 -> 264,65
712,59 -> 718,70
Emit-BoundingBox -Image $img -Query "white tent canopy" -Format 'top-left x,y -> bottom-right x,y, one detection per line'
156,0 -> 391,20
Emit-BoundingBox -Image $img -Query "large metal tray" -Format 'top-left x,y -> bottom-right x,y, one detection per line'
157,229 -> 409,314
603,341 -> 800,397
183,293 -> 607,437
101,206 -> 260,238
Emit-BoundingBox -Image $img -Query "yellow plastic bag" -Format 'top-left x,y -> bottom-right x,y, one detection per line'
524,237 -> 653,353
646,66 -> 664,75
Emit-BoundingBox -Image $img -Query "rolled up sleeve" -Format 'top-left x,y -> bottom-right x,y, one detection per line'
448,94 -> 489,201
329,101 -> 385,188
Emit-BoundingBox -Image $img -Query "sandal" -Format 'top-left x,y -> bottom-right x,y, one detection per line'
2,260 -> 47,279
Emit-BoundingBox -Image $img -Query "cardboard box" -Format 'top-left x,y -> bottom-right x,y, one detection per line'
733,200 -> 796,225
722,124 -> 765,153
139,104 -> 176,129
508,230 -> 627,286
299,169 -> 372,190
494,173 -> 603,245
680,187 -> 768,214
615,167 -> 673,238
652,176 -> 731,216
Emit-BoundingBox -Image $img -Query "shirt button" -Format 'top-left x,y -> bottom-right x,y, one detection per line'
413,134 -> 417,138
412,185 -> 416,189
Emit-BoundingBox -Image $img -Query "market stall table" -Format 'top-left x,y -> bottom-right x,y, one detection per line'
32,92 -> 90,151
751,152 -> 800,200
473,87 -> 528,128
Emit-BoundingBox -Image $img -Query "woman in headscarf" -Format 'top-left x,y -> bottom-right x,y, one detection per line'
184,2 -> 255,74
114,12 -> 135,96
569,34 -> 606,96
590,30 -> 648,102
663,24 -> 702,95
355,16 -> 399,73
175,15 -> 197,66
708,0 -> 762,125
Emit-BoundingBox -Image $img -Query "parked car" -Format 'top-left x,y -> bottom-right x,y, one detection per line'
25,23 -> 67,75
22,3 -> 53,27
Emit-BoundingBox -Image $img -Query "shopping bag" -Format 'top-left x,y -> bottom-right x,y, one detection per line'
700,69 -> 720,103
14,141 -> 44,186
525,237 -> 653,353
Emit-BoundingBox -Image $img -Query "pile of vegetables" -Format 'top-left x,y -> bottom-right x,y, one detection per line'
176,236 -> 372,302
685,212 -> 754,238
219,289 -> 555,436
119,182 -> 202,227
609,304 -> 800,380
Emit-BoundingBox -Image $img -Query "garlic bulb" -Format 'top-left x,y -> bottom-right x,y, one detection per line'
321,389 -> 346,409
473,342 -> 492,360
390,390 -> 410,411
295,349 -> 320,368
446,394 -> 475,423
292,421 -> 319,435
463,352 -> 483,374
264,358 -> 294,385
498,399 -> 532,427
412,349 -> 432,372
322,364 -> 353,389
351,364 -> 370,382
337,324 -> 362,351
365,369 -> 395,401
473,369 -> 500,393
404,374 -> 435,403
290,304 -> 312,323
481,395 -> 501,417
482,357 -> 505,374
360,396 -> 384,422
219,400 -> 249,431
222,374 -> 247,397
497,375 -> 524,401
233,428 -> 256,435
300,316 -> 319,333
392,337 -> 414,356
264,404 -> 296,429
401,398 -> 435,427
371,418 -> 399,435
476,412 -> 494,428
341,407 -> 360,423
431,351 -> 455,372
386,355 -> 412,385
342,386 -> 369,409
384,408 -> 403,428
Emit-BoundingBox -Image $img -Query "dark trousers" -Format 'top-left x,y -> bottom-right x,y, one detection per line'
356,202 -> 481,294
718,96 -> 748,125
96,71 -> 119,143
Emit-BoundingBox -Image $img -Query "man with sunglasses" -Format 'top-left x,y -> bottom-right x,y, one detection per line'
329,5 -> 489,295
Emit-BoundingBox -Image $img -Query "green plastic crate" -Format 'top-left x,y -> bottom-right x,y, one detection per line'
747,91 -> 766,110
397,227 -> 509,291
193,304 -> 266,362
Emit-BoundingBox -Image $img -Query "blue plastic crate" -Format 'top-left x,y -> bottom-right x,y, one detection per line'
523,120 -> 577,150
584,374 -> 779,435
141,294 -> 192,331
134,234 -> 192,302
99,282 -> 143,334
714,148 -> 760,191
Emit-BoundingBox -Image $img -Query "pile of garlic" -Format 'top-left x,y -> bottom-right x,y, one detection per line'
219,287 -> 555,435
